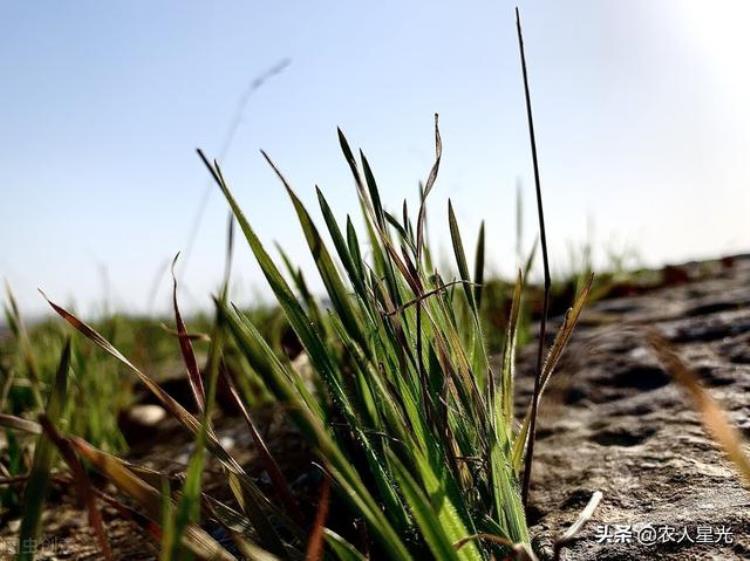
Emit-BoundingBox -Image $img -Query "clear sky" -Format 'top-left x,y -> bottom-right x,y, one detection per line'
2,1 -> 749,317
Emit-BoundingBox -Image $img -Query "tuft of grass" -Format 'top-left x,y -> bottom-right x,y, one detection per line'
1,11 -> 594,560
187,101 -> 588,557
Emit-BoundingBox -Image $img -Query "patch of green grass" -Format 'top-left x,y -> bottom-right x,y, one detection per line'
0,114 -> 590,561
0,12 -> 600,559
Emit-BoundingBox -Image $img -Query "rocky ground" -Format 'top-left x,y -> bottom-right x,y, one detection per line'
2,255 -> 749,560
524,254 -> 750,560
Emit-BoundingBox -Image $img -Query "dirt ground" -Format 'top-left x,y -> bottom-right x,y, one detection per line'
2,255 -> 750,560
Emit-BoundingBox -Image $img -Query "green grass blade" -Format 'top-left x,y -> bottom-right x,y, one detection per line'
261,151 -> 366,351
317,188 -> 366,298
324,529 -> 367,561
500,271 -> 523,432
488,433 -> 529,544
170,321 -> 225,560
473,221 -> 485,310
276,243 -> 328,337
16,340 -> 71,561
360,151 -> 387,231
345,216 -> 365,283
220,303 -> 413,561
208,156 -> 415,536
448,201 -> 476,314
389,453 -> 464,561
159,478 -> 176,561
198,150 -> 347,419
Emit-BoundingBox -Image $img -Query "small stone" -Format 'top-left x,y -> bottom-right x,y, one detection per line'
127,404 -> 167,426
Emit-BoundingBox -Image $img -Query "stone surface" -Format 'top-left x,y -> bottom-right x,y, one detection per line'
524,256 -> 750,560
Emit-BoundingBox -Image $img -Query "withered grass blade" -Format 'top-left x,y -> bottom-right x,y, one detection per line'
38,415 -> 113,561
171,253 -> 206,412
304,476 -> 331,561
649,333 -> 750,486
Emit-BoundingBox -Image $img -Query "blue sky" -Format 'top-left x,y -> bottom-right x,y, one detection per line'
2,1 -> 749,317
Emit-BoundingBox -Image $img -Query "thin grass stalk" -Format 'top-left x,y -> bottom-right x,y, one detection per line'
180,58 -> 290,278
516,6 -> 551,508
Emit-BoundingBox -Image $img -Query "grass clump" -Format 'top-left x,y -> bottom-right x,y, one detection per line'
181,108 -> 588,558
1,12 -> 595,560
5,115 -> 591,561
208,118 -> 534,558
